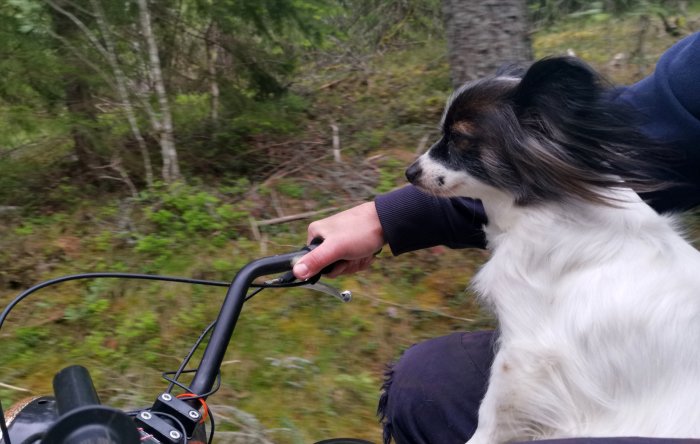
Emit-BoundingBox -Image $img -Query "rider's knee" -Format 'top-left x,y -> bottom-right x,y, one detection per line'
378,331 -> 495,444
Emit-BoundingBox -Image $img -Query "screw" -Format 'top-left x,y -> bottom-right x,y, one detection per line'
188,410 -> 200,419
169,430 -> 182,440
161,393 -> 172,401
140,411 -> 152,420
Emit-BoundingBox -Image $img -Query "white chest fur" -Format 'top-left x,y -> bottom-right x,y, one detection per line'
467,190 -> 700,441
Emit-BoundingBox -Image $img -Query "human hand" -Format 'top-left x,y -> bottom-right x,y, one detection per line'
293,202 -> 385,280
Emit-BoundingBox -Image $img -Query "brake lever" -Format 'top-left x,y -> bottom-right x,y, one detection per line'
299,282 -> 352,303
262,275 -> 352,302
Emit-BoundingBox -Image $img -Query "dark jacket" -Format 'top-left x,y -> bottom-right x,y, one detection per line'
376,32 -> 700,255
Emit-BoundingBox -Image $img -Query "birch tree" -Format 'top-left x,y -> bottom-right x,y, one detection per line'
137,0 -> 180,183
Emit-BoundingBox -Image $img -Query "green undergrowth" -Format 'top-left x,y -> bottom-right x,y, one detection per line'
1,13 -> 700,443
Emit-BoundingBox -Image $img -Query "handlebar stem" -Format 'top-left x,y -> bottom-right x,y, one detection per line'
187,251 -> 303,397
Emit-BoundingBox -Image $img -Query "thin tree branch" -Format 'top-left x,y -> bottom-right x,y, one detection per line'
0,382 -> 32,393
251,207 -> 340,228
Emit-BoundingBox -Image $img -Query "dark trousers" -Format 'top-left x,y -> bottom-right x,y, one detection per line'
378,331 -> 700,444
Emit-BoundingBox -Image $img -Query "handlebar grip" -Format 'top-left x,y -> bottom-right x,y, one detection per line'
43,365 -> 141,443
53,365 -> 101,415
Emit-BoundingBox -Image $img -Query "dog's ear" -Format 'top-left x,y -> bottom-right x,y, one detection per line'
512,57 -> 601,114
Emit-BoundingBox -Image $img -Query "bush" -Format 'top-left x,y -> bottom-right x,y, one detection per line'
133,183 -> 249,258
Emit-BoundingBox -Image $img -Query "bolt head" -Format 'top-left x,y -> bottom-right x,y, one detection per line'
140,411 -> 152,420
161,393 -> 172,401
169,430 -> 181,440
188,410 -> 200,419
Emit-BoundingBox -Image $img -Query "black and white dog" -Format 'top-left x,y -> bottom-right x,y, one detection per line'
406,57 -> 700,443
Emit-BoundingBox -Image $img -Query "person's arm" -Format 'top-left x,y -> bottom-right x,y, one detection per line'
375,186 -> 487,255
291,189 -> 487,280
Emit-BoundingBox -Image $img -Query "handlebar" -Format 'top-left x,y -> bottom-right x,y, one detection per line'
189,249 -> 307,397
191,238 -> 343,398
0,242 -> 350,444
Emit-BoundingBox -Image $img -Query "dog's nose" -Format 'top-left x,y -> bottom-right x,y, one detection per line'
406,161 -> 423,184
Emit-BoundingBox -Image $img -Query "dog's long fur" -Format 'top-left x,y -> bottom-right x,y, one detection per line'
406,57 -> 700,442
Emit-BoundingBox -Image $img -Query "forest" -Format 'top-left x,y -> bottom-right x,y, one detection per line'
1,0 -> 699,442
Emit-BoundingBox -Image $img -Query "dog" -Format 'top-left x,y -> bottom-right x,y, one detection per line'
405,57 -> 700,443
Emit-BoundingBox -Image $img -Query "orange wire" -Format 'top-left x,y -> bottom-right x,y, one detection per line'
176,393 -> 210,423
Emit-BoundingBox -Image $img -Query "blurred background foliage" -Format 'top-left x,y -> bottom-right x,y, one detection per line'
1,0 -> 699,442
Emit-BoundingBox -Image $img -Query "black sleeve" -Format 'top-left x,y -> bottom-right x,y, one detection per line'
375,186 -> 487,255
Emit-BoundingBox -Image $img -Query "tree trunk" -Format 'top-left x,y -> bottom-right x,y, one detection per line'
205,21 -> 221,124
137,0 -> 181,183
442,0 -> 533,87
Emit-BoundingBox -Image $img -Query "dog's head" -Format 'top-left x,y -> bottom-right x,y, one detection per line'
407,57 -> 667,207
